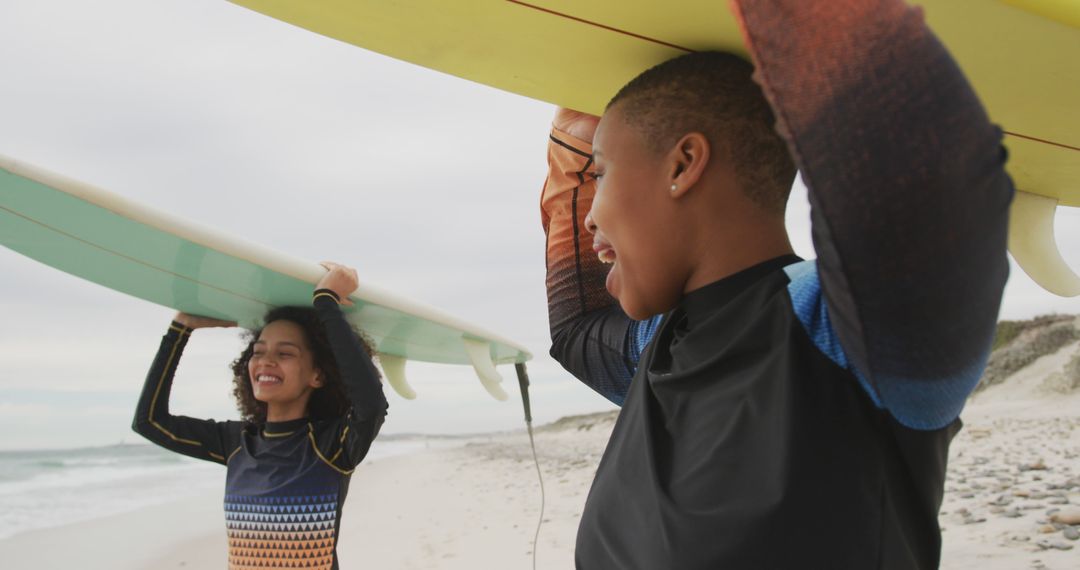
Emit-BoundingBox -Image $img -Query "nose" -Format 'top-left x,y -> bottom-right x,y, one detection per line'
584,210 -> 597,235
253,352 -> 276,366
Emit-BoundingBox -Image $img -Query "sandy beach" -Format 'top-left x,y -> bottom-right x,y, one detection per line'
0,419 -> 606,570
2,340 -> 1078,569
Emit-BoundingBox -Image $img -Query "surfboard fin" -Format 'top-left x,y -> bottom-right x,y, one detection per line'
377,353 -> 417,400
1008,190 -> 1080,297
462,338 -> 509,401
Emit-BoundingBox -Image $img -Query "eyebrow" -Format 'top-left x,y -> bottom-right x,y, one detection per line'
253,340 -> 304,350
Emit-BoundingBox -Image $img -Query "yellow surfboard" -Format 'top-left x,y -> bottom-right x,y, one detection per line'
228,0 -> 1080,296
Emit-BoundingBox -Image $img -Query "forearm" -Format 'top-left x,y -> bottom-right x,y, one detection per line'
132,323 -> 228,462
132,322 -> 191,436
543,128 -> 618,333
312,290 -> 388,422
733,0 -> 1011,385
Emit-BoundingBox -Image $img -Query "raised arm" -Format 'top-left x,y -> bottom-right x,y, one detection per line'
312,262 -> 388,467
132,315 -> 241,464
732,0 -> 1013,428
542,110 -> 661,405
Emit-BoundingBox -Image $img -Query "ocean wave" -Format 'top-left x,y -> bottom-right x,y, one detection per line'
0,461 -> 207,497
0,438 -> 444,540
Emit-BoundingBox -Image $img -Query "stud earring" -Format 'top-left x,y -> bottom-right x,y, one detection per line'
670,184 -> 678,192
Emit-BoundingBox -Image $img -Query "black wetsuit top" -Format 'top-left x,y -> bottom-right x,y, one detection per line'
538,2 -> 1013,568
133,292 -> 388,570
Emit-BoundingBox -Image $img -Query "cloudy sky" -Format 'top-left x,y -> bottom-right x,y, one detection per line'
2,0 -> 1078,450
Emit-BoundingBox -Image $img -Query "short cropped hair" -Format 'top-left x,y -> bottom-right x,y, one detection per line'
607,52 -> 796,214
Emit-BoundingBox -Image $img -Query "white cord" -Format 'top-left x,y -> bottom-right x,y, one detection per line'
526,420 -> 545,570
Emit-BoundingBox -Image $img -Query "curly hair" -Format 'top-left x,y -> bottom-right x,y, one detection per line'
230,306 -> 377,425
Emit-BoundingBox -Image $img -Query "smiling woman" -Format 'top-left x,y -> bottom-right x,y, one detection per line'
131,261 -> 388,570
229,305 -> 376,426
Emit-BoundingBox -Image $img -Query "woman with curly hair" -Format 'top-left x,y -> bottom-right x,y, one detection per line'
132,261 -> 387,570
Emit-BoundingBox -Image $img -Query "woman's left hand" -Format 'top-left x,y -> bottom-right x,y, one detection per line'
317,261 -> 358,306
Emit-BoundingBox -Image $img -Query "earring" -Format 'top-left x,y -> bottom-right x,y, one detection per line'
670,184 -> 678,192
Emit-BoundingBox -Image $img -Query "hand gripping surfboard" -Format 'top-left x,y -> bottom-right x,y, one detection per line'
227,0 -> 1080,296
0,154 -> 532,401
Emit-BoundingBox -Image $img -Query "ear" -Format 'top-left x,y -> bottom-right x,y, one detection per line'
310,370 -> 324,389
666,132 -> 710,199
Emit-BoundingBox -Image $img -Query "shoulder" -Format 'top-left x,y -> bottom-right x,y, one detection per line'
783,260 -> 884,407
783,260 -> 839,361
782,259 -> 980,431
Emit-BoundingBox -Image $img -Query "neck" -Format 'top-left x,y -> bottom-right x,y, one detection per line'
265,401 -> 309,423
683,217 -> 794,295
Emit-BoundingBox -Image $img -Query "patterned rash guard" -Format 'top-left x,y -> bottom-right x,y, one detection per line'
133,293 -> 388,570
541,1 -> 1013,568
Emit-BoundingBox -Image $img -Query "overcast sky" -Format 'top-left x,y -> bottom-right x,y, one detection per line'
2,0 -> 1078,450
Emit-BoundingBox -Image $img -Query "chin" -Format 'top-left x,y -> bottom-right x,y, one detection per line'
251,390 -> 278,404
618,288 -> 680,321
618,296 -> 658,321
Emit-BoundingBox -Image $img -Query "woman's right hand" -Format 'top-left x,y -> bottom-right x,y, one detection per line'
316,261 -> 358,306
173,312 -> 237,330
553,107 -> 600,144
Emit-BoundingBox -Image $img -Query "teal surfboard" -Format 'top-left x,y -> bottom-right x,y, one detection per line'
0,154 -> 531,401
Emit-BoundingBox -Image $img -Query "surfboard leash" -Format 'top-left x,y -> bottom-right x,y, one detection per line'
515,363 -> 545,570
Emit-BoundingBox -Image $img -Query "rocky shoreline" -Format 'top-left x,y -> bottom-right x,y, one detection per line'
941,414 -> 1079,568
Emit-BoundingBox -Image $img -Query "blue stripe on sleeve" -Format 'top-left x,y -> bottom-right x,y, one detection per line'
873,356 -> 988,430
784,261 -> 883,410
628,315 -> 663,368
784,260 -> 984,430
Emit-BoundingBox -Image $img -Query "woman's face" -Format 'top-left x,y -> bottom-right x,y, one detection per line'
588,105 -> 689,320
247,320 -> 323,408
